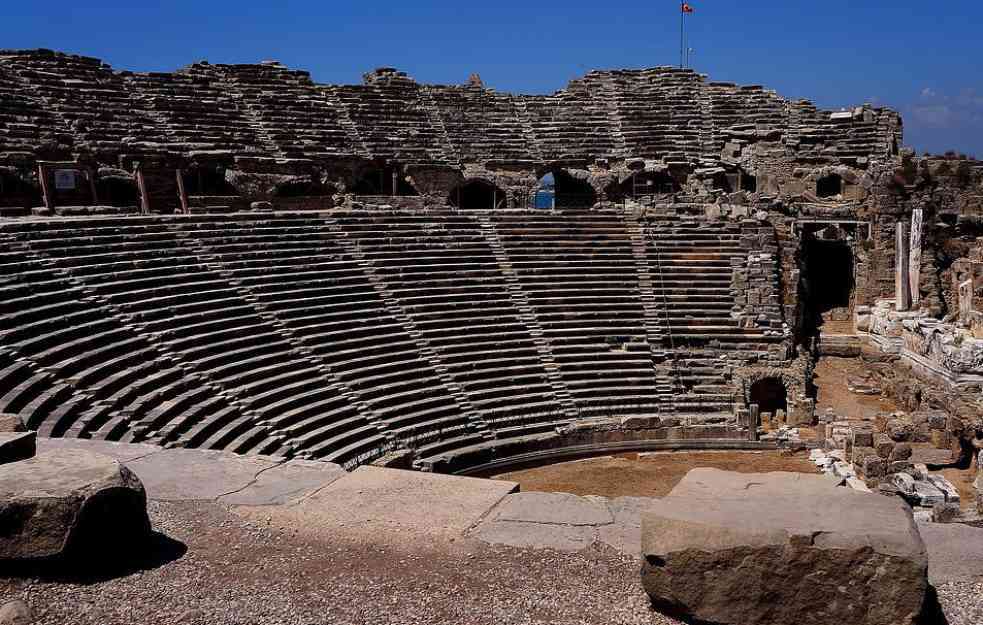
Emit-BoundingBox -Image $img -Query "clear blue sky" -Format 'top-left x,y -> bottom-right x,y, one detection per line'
3,1 -> 980,156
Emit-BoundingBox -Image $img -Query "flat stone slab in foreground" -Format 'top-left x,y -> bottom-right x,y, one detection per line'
0,448 -> 151,560
268,466 -> 518,540
641,468 -> 928,625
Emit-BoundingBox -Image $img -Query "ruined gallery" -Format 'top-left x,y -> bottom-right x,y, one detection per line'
0,47 -> 981,625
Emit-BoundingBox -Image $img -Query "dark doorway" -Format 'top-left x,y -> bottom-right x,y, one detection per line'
802,232 -> 855,335
817,174 -> 843,198
449,179 -> 504,210
551,170 -> 597,208
0,172 -> 41,208
352,168 -> 417,196
275,178 -> 336,198
750,378 -> 788,415
741,172 -> 758,193
182,166 -> 237,196
96,176 -> 139,207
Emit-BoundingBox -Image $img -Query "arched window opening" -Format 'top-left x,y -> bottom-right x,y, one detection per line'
96,176 -> 139,207
817,174 -> 843,199
535,170 -> 596,208
750,378 -> 788,416
182,166 -> 237,196
352,168 -> 418,197
449,179 -> 505,210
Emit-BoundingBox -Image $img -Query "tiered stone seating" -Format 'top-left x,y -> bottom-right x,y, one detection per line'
0,60 -> 64,157
704,82 -> 788,157
335,211 -> 569,455
490,211 -> 666,419
521,77 -> 620,161
645,218 -> 784,414
0,50 -> 153,160
426,85 -> 531,162
0,210 -> 789,468
219,63 -> 355,159
125,64 -> 263,154
588,69 -> 703,160
329,70 -> 446,163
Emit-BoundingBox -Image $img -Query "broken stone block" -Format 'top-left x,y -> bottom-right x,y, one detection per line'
851,428 -> 874,448
926,475 -> 960,503
0,449 -> 151,561
860,455 -> 887,479
886,419 -> 915,442
912,481 -> 946,508
874,434 -> 895,459
931,502 -> 962,523
890,443 -> 913,462
890,472 -> 916,495
640,469 -> 928,625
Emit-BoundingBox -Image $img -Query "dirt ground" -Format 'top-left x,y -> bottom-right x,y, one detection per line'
491,450 -> 820,498
813,356 -> 900,420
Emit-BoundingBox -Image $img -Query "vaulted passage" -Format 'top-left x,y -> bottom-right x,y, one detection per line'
616,171 -> 680,200
449,179 -> 504,210
749,378 -> 787,415
96,175 -> 139,207
816,173 -> 843,198
536,170 -> 597,208
802,235 -> 855,334
182,166 -> 237,196
0,172 -> 41,209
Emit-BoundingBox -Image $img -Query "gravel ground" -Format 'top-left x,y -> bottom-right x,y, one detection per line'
0,500 -> 978,625
0,501 -> 681,625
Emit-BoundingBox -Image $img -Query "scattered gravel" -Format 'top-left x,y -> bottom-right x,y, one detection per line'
0,500 -> 978,625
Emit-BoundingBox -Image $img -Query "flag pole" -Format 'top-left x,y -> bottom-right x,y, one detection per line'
679,3 -> 684,69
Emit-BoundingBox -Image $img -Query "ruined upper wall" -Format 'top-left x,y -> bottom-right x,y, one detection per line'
0,49 -> 901,170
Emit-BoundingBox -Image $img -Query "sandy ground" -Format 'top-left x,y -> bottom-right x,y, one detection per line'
813,356 -> 900,419
491,451 -> 820,498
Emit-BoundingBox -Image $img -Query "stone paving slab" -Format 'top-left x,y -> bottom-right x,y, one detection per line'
471,491 -> 657,554
38,438 -> 161,463
918,522 -> 983,584
218,458 -> 346,506
36,439 -> 345,504
284,466 -> 519,539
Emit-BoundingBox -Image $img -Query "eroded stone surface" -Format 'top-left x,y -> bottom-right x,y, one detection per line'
0,449 -> 150,560
641,469 -> 928,625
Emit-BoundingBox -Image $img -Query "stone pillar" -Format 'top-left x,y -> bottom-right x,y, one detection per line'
896,222 -> 911,311
909,209 -> 923,307
748,404 -> 761,441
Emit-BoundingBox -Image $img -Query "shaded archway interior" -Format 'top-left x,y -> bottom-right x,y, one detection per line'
449,179 -> 505,210
749,378 -> 788,415
801,230 -> 855,336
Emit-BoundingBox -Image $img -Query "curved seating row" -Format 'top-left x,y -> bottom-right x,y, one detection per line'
0,209 -> 784,467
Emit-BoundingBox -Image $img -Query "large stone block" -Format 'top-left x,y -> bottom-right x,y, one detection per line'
0,449 -> 151,561
641,469 -> 928,625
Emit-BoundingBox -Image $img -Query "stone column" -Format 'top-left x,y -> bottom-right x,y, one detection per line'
896,222 -> 911,311
909,209 -> 923,307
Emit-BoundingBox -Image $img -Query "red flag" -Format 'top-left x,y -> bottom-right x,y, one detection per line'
682,3 -> 695,13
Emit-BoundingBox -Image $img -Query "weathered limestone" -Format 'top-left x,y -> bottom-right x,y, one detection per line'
640,469 -> 928,625
0,449 -> 151,561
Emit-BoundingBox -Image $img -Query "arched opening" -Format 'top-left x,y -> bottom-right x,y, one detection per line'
535,170 -> 597,209
816,174 -> 843,198
182,166 -> 237,196
449,179 -> 505,210
712,172 -> 734,193
802,227 -> 856,335
352,168 -> 418,196
621,171 -> 680,199
95,175 -> 139,207
749,378 -> 788,416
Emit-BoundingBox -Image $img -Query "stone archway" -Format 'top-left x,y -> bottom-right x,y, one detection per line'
449,179 -> 505,210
